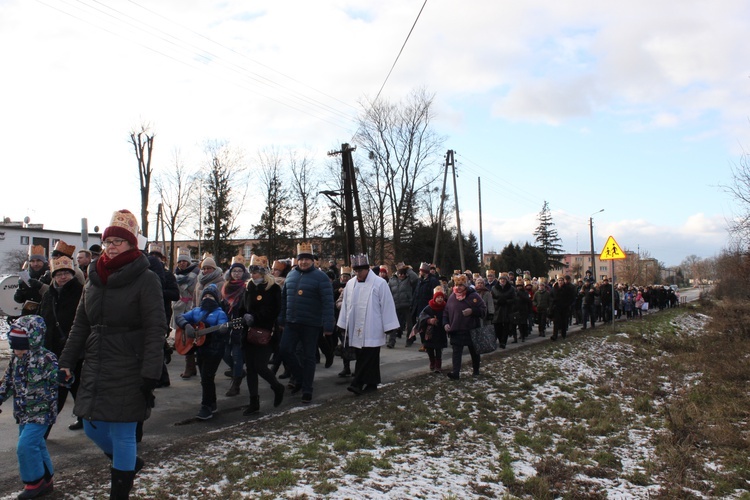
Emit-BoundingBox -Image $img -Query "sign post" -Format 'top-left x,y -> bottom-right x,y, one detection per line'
599,235 -> 626,331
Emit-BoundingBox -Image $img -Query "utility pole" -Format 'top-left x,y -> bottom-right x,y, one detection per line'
432,152 -> 450,266
449,150 -> 465,272
589,209 -> 604,281
478,177 -> 484,274
327,143 -> 367,266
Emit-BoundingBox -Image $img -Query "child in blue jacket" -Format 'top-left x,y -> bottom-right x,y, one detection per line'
0,315 -> 59,499
175,284 -> 229,420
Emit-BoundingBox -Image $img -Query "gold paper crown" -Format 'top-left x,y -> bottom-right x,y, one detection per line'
340,266 -> 352,275
108,210 -> 139,237
177,248 -> 191,262
51,255 -> 74,275
472,273 -> 480,279
453,269 -> 461,276
249,255 -> 269,269
396,262 -> 410,271
201,252 -> 213,261
28,244 -> 46,260
231,254 -> 246,266
148,243 -> 164,256
297,242 -> 314,256
486,269 -> 496,277
453,274 -> 468,286
53,240 -> 76,258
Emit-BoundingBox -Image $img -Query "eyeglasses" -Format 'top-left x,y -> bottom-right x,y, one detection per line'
102,238 -> 128,248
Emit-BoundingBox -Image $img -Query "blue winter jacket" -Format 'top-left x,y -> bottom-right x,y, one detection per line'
279,266 -> 335,331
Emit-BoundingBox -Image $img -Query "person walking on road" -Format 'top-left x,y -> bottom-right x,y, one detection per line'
338,254 -> 400,395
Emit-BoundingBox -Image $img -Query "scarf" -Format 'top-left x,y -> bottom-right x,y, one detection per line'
452,287 -> 467,301
95,249 -> 142,285
222,280 -> 245,314
199,268 -> 222,287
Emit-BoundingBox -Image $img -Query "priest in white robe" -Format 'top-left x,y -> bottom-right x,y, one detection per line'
337,254 -> 400,394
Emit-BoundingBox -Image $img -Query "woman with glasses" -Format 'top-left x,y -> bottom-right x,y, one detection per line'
58,209 -> 166,499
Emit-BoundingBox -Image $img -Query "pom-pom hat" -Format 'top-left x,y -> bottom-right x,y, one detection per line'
102,209 -> 139,247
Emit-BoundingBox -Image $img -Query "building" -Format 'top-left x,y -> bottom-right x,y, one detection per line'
0,219 -> 100,274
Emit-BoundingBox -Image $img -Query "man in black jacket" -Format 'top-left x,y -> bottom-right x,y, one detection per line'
551,275 -> 577,341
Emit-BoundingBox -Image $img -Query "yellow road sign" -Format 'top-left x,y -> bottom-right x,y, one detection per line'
600,235 -> 626,260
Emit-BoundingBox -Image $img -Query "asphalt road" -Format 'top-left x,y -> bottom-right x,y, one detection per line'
0,288 -> 700,496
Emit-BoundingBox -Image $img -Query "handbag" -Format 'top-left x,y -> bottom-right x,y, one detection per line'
334,343 -> 357,361
469,324 -> 497,354
246,326 -> 273,346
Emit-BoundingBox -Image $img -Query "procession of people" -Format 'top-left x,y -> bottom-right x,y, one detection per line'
0,209 -> 681,499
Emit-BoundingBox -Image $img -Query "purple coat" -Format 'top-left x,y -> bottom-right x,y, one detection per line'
443,289 -> 487,333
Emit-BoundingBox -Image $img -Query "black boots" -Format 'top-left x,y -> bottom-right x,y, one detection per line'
272,384 -> 285,407
110,468 -> 135,500
243,396 -> 261,416
226,377 -> 243,397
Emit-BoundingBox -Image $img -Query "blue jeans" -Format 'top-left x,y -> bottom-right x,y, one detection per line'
223,342 -> 245,378
280,323 -> 321,395
83,420 -> 137,471
18,423 -> 53,483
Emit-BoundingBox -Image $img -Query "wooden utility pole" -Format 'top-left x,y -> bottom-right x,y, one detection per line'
328,143 -> 367,266
478,177 -> 484,274
449,150 -> 465,271
432,151 -> 450,266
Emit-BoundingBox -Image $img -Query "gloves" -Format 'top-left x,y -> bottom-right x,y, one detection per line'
141,378 -> 159,408
462,308 -> 473,317
17,279 -> 29,290
184,324 -> 196,339
28,278 -> 43,290
242,313 -> 255,327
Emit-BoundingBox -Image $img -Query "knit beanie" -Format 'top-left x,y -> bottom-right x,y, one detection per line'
8,316 -> 45,350
201,257 -> 218,270
201,283 -> 221,302
229,262 -> 247,275
28,244 -> 47,264
101,209 -> 139,247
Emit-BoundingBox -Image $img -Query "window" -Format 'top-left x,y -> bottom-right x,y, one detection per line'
20,236 -> 29,245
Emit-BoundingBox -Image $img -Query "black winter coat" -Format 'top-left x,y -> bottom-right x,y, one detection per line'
37,279 -> 83,356
244,275 -> 282,348
59,253 -> 167,423
491,281 -> 516,324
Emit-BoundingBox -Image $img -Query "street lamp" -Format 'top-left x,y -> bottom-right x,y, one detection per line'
589,209 -> 604,281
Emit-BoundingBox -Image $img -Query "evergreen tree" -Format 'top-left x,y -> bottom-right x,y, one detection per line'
203,154 -> 241,266
534,201 -> 565,271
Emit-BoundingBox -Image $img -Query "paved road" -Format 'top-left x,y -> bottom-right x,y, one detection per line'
0,289 -> 699,495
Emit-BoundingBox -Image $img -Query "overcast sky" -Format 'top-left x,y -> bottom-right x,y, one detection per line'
1,0 -> 748,266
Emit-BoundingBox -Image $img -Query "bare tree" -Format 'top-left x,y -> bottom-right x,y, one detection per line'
354,87 -> 445,262
288,149 -> 324,240
130,124 -> 155,238
155,149 -> 199,269
680,254 -> 704,286
723,144 -> 750,246
2,249 -> 28,274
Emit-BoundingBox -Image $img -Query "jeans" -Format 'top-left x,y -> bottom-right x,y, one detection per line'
83,421 -> 137,471
280,323 -> 321,395
223,342 -> 245,378
18,423 -> 53,483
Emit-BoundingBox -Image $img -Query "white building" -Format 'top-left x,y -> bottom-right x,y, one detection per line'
0,219 -> 101,274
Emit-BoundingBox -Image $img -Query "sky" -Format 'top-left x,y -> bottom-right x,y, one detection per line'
1,0 -> 749,267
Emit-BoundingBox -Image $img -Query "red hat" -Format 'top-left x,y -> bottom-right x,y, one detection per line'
432,287 -> 445,299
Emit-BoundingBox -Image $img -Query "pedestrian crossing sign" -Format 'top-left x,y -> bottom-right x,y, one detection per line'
600,235 -> 626,260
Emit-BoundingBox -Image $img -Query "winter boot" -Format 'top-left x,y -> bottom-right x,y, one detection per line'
226,377 -> 242,397
104,453 -> 144,474
434,358 -> 442,374
429,360 -> 435,372
243,396 -> 261,416
180,352 -> 197,379
272,383 -> 285,407
110,468 -> 135,500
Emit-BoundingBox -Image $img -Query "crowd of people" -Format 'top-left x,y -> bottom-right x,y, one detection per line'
0,210 -> 681,499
